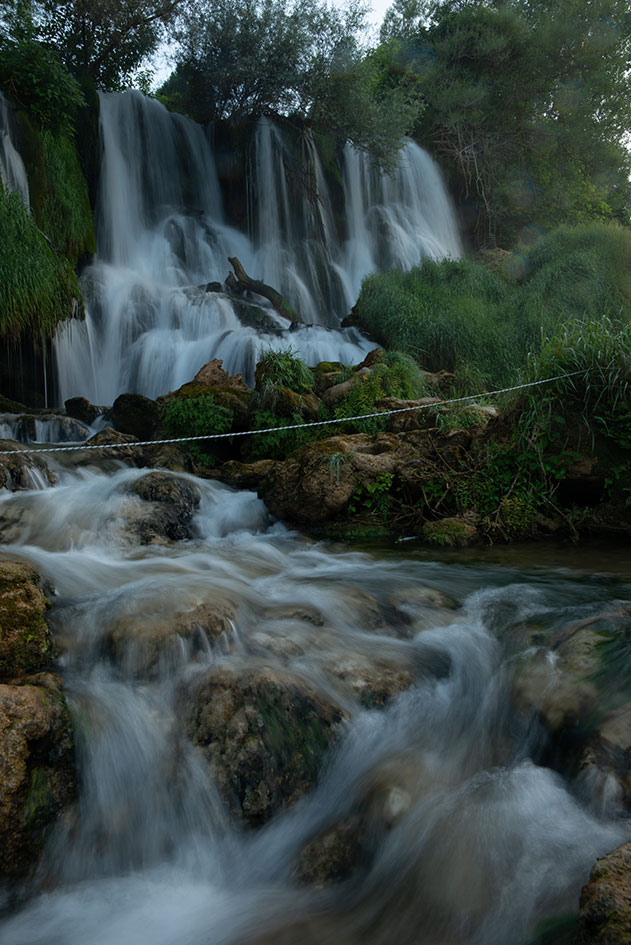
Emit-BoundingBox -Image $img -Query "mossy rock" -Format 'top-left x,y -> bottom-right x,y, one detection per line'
421,516 -> 480,547
111,393 -> 160,440
0,562 -> 52,679
186,664 -> 345,827
204,385 -> 253,425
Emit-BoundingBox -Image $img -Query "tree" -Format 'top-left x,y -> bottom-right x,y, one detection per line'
161,0 -> 421,166
1,0 -> 183,90
378,0 -> 631,246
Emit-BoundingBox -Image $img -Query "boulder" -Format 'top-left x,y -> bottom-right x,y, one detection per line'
0,441 -> 55,491
0,673 -> 76,879
576,842 -> 631,944
64,396 -> 102,426
127,471 -> 201,543
186,663 -> 345,827
0,562 -> 52,679
106,598 -> 236,677
421,516 -> 480,547
111,393 -> 161,441
294,816 -> 363,887
193,358 -> 247,391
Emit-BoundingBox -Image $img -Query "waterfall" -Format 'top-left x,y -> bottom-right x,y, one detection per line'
54,91 -> 461,405
0,93 -> 29,207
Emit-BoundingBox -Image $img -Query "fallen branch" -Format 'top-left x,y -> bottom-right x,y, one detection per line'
226,256 -> 301,324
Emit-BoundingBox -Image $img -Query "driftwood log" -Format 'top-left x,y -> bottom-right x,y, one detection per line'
226,256 -> 301,324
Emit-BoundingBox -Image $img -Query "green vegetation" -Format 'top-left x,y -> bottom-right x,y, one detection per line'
333,350 -> 430,432
161,393 -> 234,437
379,0 -> 631,245
255,347 -> 315,399
353,223 -> 631,389
37,130 -> 95,263
0,185 -> 80,341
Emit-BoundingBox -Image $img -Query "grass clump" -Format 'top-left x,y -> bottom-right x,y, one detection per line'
37,130 -> 95,263
255,347 -> 315,401
334,350 -> 431,433
249,409 -> 315,460
0,184 -> 79,341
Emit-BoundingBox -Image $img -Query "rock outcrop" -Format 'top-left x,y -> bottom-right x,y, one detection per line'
576,842 -> 631,944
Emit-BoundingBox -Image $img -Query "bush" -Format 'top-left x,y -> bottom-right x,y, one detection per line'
249,409 -> 315,459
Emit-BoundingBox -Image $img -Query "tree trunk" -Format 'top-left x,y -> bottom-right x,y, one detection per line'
226,257 -> 301,324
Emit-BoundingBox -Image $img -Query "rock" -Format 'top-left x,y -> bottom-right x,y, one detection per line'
192,358 -> 247,391
0,441 -> 55,491
111,393 -> 160,441
142,443 -> 194,473
128,471 -> 200,542
106,598 -> 236,677
421,516 -> 480,547
84,427 -> 141,465
0,562 -> 52,679
64,397 -> 102,426
294,816 -> 363,887
260,433 -> 405,525
0,673 -> 76,879
321,378 -> 357,407
379,397 -> 442,433
186,663 -> 345,827
576,842 -> 631,944
322,652 -> 413,708
577,702 -> 631,809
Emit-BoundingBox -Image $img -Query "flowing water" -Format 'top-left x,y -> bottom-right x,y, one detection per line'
0,464 -> 629,945
0,93 -> 29,208
53,91 -> 461,403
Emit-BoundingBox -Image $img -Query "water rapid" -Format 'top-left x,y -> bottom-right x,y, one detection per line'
54,91 -> 461,403
0,93 -> 29,208
0,464 -> 629,945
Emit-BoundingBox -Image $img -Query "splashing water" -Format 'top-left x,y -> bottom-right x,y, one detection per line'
0,465 -> 629,945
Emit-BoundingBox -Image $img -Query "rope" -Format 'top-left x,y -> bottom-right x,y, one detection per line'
0,372 -> 583,457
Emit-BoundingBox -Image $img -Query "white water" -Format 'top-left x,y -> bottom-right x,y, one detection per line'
54,91 -> 461,403
0,414 -> 91,444
0,93 -> 29,207
0,466 -> 629,944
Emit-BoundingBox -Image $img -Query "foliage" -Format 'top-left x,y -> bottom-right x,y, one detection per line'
161,0 -> 418,165
378,0 -> 631,245
160,393 -> 233,437
348,472 -> 396,518
249,408 -> 314,459
0,183 -> 79,340
255,346 -> 315,396
333,350 -> 430,432
0,34 -> 85,134
36,129 -> 95,262
353,224 -> 631,389
353,258 -> 519,387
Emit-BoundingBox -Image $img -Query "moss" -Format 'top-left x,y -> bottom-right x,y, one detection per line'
0,562 -> 52,678
22,767 -> 57,833
421,517 -> 479,547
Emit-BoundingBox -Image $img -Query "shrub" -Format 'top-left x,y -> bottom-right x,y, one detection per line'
255,347 -> 315,400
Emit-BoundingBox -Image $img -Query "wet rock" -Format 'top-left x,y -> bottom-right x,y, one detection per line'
322,652 -> 413,708
128,471 -> 201,543
577,703 -> 631,809
193,358 -> 248,391
0,673 -> 76,879
294,816 -> 363,887
576,842 -> 631,944
142,442 -> 194,473
217,459 -> 277,492
387,586 -> 459,632
106,598 -> 235,677
84,427 -> 141,465
421,516 -> 480,547
186,663 -> 345,827
0,561 -> 52,679
111,392 -> 161,441
0,441 -> 55,491
64,396 -> 102,426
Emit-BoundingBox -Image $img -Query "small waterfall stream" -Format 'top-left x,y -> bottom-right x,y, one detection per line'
53,91 -> 461,404
0,466 -> 630,945
0,93 -> 30,207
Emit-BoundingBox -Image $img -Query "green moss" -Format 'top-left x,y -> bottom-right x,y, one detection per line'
22,767 -> 57,832
421,517 -> 477,547
0,563 -> 52,678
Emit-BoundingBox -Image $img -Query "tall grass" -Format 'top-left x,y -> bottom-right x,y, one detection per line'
352,223 -> 631,390
0,185 -> 79,341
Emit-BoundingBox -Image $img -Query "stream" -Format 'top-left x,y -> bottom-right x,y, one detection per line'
0,462 -> 629,945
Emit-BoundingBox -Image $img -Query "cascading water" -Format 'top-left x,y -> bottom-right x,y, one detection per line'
0,465 -> 630,944
54,91 -> 461,404
0,93 -> 29,207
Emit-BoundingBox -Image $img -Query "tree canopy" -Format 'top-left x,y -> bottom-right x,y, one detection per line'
378,0 -> 631,244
